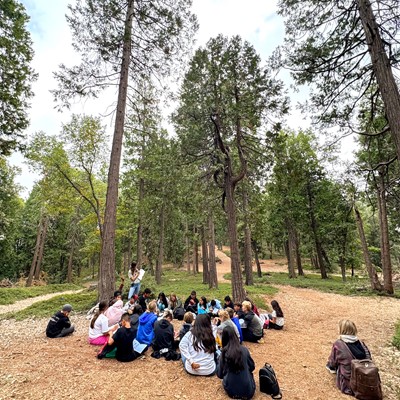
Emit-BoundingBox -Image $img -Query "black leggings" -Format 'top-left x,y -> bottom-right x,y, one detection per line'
241,328 -> 263,343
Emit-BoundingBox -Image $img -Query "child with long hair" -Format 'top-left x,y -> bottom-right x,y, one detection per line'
88,301 -> 117,345
267,300 -> 284,330
157,292 -> 168,313
179,314 -> 217,376
217,326 -> 256,399
197,296 -> 207,315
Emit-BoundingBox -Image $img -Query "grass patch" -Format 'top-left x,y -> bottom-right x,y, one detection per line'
252,271 -> 400,298
0,283 -> 83,305
140,267 -> 277,310
1,291 -> 97,321
392,321 -> 400,350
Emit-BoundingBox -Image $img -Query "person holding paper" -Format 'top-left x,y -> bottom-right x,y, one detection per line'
128,262 -> 141,299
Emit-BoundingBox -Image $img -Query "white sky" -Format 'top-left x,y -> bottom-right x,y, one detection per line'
11,0 -> 355,196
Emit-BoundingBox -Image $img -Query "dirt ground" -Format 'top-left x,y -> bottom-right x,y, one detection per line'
1,250 -> 400,400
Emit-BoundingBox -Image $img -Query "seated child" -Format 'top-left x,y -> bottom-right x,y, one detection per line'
136,300 -> 158,345
223,295 -> 234,310
184,290 -> 199,314
179,312 -> 194,340
46,304 -> 75,338
197,296 -> 208,315
157,292 -> 168,314
226,307 -> 243,343
105,299 -> 124,326
267,300 -> 284,330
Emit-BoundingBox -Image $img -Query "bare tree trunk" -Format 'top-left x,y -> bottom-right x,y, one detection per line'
26,216 -> 43,287
33,216 -> 49,281
286,219 -> 297,279
252,240 -> 262,278
357,0 -> 400,166
155,204 -> 165,285
201,226 -> 209,284
136,177 -> 144,268
243,190 -> 253,286
185,220 -> 190,273
67,237 -> 75,283
377,170 -> 394,294
193,226 -> 198,275
307,182 -> 328,279
98,0 -> 134,302
208,214 -> 218,289
354,204 -> 383,291
294,230 -> 304,276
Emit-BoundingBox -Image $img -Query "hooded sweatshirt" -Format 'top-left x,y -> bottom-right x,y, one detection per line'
105,300 -> 124,325
136,312 -> 158,345
152,318 -> 174,351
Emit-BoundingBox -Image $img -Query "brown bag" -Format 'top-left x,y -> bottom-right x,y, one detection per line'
350,359 -> 383,400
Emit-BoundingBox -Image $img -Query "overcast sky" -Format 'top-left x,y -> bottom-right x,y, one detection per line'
13,0 -> 348,196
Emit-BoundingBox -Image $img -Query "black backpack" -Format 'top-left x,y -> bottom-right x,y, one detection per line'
259,363 -> 282,399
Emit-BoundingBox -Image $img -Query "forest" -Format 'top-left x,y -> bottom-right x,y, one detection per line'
0,0 -> 399,305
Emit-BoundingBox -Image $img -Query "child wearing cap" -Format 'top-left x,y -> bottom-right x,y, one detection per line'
46,304 -> 75,338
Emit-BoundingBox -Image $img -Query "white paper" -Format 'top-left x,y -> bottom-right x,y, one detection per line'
133,339 -> 147,354
138,268 -> 145,281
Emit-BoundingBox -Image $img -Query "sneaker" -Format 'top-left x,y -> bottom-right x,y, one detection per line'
326,365 -> 336,374
257,338 -> 265,344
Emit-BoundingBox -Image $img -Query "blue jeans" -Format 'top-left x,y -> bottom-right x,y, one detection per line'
128,282 -> 141,299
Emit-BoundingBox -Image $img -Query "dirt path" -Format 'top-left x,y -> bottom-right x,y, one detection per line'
0,289 -> 85,315
1,253 -> 399,399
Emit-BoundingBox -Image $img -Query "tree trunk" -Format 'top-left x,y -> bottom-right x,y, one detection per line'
98,0 -> 134,302
33,216 -> 49,281
136,177 -> 144,268
286,219 -> 297,279
294,230 -> 304,276
243,190 -> 254,286
201,225 -> 209,284
208,214 -> 218,289
193,226 -> 198,275
155,203 -> 165,285
377,170 -> 394,294
307,182 -> 328,279
354,204 -> 383,291
67,237 -> 75,283
357,0 -> 400,167
252,240 -> 262,278
26,216 -> 43,287
185,220 -> 190,273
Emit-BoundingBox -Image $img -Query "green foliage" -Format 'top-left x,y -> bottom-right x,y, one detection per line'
392,321 -> 400,350
0,283 -> 82,305
1,291 -> 96,320
0,0 -> 37,154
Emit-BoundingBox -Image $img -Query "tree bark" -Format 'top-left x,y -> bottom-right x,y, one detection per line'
208,214 -> 218,289
136,177 -> 144,268
185,220 -> 190,273
294,230 -> 304,276
155,203 -> 165,285
67,237 -> 75,283
33,216 -> 49,281
193,226 -> 198,275
377,169 -> 394,294
252,240 -> 262,278
201,225 -> 209,284
357,0 -> 400,167
243,190 -> 254,286
307,182 -> 328,279
354,204 -> 383,291
285,219 -> 297,279
98,0 -> 134,302
26,215 -> 43,287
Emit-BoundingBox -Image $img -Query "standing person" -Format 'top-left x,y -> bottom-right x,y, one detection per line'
128,262 -> 141,299
241,301 -> 264,344
326,320 -> 373,396
179,314 -> 217,376
88,301 -> 117,345
107,313 -> 138,362
267,300 -> 285,330
136,300 -> 158,346
184,290 -> 199,314
46,304 -> 75,338
217,326 -> 256,399
138,288 -> 152,313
